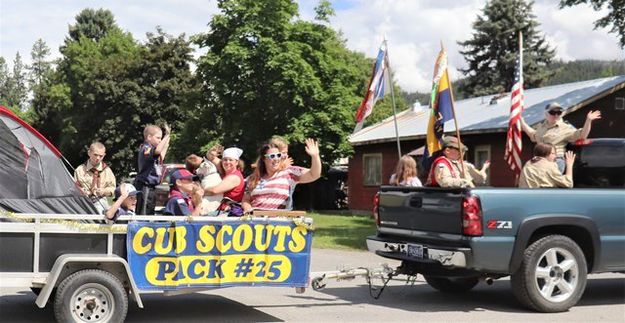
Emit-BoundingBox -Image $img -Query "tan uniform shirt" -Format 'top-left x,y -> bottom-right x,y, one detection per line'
531,119 -> 582,157
430,158 -> 487,188
518,157 -> 573,188
74,160 -> 116,198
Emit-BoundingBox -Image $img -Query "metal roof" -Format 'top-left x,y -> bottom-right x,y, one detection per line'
349,75 -> 625,146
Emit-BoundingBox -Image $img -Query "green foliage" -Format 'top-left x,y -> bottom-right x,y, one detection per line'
33,9 -> 197,177
545,59 -> 625,85
560,0 -> 625,48
401,90 -> 430,108
458,0 -> 556,96
67,8 -> 120,42
192,0 -> 387,169
0,53 -> 29,110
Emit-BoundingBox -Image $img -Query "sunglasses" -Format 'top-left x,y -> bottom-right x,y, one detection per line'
548,110 -> 563,116
264,153 -> 282,160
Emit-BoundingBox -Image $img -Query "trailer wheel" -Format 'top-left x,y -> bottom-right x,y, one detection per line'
54,269 -> 128,323
510,235 -> 587,312
423,276 -> 479,293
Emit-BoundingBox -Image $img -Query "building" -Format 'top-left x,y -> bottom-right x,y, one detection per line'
348,76 -> 625,211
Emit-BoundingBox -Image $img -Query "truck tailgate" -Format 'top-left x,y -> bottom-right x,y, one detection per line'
378,187 -> 465,235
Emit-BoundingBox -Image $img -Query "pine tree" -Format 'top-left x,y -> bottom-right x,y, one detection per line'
4,52 -> 29,109
458,0 -> 556,96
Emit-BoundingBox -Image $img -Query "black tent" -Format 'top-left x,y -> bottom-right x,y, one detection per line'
0,106 -> 96,214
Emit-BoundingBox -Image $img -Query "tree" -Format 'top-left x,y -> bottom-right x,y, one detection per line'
560,0 -> 625,48
1,52 -> 29,110
458,0 -> 556,96
28,39 -> 53,88
0,57 -> 9,107
67,8 -> 120,42
191,0 -> 404,168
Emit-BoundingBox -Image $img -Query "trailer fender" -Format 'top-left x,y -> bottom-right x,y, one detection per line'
35,254 -> 143,309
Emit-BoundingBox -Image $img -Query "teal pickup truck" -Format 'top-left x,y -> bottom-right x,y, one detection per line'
367,138 -> 625,312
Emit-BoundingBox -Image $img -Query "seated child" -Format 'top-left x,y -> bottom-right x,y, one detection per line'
104,183 -> 141,222
163,169 -> 204,216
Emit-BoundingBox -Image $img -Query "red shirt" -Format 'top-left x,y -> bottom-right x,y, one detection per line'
223,169 -> 244,202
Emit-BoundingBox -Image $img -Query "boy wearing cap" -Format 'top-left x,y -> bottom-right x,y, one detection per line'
426,136 -> 487,188
163,169 -> 204,216
521,102 -> 601,172
104,183 -> 141,222
134,124 -> 171,215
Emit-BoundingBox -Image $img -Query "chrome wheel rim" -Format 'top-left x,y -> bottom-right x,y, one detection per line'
534,247 -> 579,303
70,283 -> 114,322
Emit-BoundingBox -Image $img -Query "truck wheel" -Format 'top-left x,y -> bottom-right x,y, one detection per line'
53,269 -> 128,323
511,235 -> 587,312
423,276 -> 479,293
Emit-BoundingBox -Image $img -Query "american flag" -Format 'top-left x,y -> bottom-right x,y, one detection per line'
353,42 -> 391,133
505,33 -> 524,177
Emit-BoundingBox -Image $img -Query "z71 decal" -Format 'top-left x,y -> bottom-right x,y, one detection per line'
487,220 -> 512,229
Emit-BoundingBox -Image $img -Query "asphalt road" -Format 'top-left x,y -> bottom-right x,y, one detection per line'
1,248 -> 624,322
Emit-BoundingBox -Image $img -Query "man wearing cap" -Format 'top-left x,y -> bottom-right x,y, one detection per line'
163,169 -> 204,216
74,141 -> 116,214
426,136 -> 488,188
104,183 -> 141,223
521,102 -> 601,172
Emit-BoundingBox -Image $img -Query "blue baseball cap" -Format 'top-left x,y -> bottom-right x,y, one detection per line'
170,169 -> 198,184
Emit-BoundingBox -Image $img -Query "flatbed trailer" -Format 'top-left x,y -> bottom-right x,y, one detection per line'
0,212 -> 313,323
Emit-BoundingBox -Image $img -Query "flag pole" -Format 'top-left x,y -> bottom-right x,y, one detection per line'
441,41 -> 466,178
515,31 -> 524,186
384,38 -> 402,159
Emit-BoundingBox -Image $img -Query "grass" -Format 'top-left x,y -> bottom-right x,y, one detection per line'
308,212 -> 376,251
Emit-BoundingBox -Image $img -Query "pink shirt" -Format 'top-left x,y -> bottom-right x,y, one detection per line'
249,166 -> 304,209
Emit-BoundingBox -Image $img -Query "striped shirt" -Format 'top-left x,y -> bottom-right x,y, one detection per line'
249,166 -> 303,210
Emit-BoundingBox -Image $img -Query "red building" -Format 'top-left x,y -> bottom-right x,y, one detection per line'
348,76 -> 625,212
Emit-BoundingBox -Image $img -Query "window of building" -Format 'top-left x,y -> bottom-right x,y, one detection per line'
362,153 -> 382,186
474,145 -> 491,185
615,97 -> 625,111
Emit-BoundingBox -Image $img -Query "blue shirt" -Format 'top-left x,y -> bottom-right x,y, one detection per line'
163,189 -> 193,215
134,142 -> 161,188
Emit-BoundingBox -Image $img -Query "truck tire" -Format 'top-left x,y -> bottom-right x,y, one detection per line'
423,276 -> 479,293
510,235 -> 587,313
53,269 -> 128,323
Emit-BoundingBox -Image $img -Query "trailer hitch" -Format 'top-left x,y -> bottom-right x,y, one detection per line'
310,264 -> 399,299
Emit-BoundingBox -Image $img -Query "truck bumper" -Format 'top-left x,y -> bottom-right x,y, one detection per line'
366,236 -> 470,268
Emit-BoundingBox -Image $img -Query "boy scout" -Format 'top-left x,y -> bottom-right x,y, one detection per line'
133,124 -> 171,215
426,136 -> 488,188
518,143 -> 575,188
74,141 -> 116,214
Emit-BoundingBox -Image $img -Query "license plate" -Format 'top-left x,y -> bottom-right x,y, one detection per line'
406,244 -> 424,258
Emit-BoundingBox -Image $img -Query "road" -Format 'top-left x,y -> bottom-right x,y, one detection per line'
1,248 -> 624,322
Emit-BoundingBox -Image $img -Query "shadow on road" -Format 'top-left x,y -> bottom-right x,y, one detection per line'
0,291 -> 282,322
313,276 -> 625,313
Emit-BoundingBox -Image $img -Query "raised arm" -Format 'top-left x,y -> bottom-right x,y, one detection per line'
579,110 -> 601,140
520,117 -> 537,142
154,124 -> 171,159
298,139 -> 322,184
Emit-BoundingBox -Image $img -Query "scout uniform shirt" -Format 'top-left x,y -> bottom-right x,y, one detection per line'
74,160 -> 116,198
518,157 -> 573,188
531,119 -> 582,157
134,142 -> 162,189
428,157 -> 487,188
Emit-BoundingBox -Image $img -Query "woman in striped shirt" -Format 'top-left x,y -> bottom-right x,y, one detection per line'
242,139 -> 321,211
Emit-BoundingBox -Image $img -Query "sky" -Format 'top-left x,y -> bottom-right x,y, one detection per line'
1,0 -> 623,93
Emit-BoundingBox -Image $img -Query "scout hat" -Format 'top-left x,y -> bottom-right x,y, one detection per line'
169,169 -> 198,185
545,102 -> 564,112
114,183 -> 141,200
442,136 -> 465,151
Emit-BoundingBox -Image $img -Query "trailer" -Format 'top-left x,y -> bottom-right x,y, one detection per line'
0,211 -> 313,323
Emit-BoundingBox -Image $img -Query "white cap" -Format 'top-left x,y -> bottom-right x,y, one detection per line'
223,147 -> 243,160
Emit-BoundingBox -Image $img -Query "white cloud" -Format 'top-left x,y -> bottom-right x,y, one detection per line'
1,0 -> 622,94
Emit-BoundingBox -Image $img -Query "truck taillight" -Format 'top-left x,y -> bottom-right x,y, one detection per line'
462,195 -> 483,236
372,193 -> 380,226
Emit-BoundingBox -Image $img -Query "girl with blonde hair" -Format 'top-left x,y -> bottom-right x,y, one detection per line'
390,155 -> 422,187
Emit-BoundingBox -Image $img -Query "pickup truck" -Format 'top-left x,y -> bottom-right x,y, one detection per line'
366,138 -> 625,312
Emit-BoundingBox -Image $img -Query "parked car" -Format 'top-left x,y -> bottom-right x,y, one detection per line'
154,163 -> 186,213
367,138 -> 625,312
